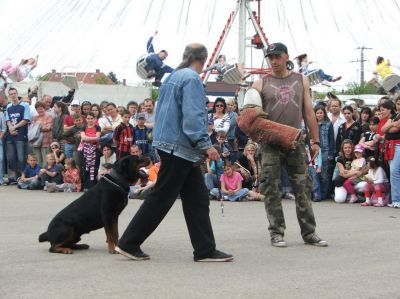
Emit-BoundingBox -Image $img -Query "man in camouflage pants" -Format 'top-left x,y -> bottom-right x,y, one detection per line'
252,42 -> 328,247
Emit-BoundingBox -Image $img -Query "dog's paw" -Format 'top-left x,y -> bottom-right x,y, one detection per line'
62,248 -> 73,254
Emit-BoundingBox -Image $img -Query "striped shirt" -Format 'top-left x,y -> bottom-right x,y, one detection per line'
114,122 -> 135,158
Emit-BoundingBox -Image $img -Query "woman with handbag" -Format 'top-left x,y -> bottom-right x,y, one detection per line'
30,102 -> 53,167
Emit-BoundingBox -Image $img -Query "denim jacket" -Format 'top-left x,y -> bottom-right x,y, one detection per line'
152,67 -> 212,163
318,121 -> 335,160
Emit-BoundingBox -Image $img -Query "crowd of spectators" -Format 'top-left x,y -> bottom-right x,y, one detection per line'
1,85 -> 399,208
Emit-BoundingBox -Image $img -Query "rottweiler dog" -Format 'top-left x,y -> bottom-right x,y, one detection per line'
39,155 -> 148,254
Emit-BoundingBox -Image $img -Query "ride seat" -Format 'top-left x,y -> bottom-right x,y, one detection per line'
307,70 -> 323,86
382,74 -> 400,92
61,67 -> 79,90
223,65 -> 243,85
136,55 -> 149,80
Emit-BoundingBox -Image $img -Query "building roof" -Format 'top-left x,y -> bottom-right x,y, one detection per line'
43,69 -> 115,85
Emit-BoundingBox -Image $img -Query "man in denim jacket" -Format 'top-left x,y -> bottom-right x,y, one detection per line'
117,43 -> 233,262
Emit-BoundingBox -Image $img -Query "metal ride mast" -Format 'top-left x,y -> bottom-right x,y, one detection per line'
203,0 -> 271,105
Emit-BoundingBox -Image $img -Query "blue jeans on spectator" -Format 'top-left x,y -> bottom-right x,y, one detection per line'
389,144 -> 400,205
6,140 -> 27,179
64,143 -> 74,159
309,166 -> 322,201
17,179 -> 41,190
204,173 -> 220,191
0,141 -> 4,184
210,187 -> 249,202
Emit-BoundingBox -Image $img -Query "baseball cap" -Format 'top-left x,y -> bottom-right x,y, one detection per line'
354,144 -> 364,153
136,112 -> 146,120
266,43 -> 288,57
70,99 -> 80,106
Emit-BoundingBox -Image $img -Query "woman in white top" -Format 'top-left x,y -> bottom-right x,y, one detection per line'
208,98 -> 230,145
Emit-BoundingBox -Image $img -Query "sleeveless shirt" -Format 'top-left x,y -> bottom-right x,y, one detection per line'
261,72 -> 304,129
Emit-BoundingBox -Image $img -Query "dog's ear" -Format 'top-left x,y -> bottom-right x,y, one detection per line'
114,155 -> 139,174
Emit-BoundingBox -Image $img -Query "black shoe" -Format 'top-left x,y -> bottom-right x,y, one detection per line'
7,177 -> 17,185
146,70 -> 156,79
152,80 -> 161,87
115,245 -> 150,260
194,249 -> 233,262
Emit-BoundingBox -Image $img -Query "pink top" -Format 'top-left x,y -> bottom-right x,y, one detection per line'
32,113 -> 53,148
220,171 -> 243,191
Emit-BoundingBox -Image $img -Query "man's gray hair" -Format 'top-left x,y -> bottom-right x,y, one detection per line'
176,43 -> 208,70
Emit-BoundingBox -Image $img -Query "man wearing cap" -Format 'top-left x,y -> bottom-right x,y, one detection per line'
251,42 -> 328,247
133,112 -> 152,155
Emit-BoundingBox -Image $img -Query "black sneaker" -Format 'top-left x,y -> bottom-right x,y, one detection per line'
271,233 -> 287,247
194,249 -> 233,262
304,233 -> 328,247
115,246 -> 150,260
6,177 -> 17,185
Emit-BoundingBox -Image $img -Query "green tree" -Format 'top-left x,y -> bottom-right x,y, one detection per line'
95,75 -> 109,84
38,74 -> 50,81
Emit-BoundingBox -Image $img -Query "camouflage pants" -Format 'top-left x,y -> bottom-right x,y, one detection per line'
258,142 -> 316,239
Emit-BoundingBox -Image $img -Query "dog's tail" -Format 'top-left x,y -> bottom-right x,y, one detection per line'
38,232 -> 49,242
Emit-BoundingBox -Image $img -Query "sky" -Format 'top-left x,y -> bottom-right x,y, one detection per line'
1,0 -> 400,90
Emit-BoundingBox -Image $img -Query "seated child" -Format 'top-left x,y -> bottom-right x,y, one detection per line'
213,131 -> 234,162
343,144 -> 367,203
129,156 -> 151,198
39,153 -> 63,190
361,157 -> 389,207
45,158 -> 81,192
130,157 -> 160,200
205,156 -> 223,193
50,141 -> 66,166
17,153 -> 41,190
210,161 -> 264,202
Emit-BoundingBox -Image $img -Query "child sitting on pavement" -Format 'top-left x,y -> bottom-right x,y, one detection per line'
17,153 -> 41,190
210,161 -> 264,201
40,153 -> 63,190
45,158 -> 81,193
361,157 -> 389,207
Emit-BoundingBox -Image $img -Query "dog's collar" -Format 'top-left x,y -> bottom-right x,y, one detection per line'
103,170 -> 130,194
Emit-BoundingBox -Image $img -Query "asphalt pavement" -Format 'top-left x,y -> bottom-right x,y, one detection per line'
1,186 -> 399,299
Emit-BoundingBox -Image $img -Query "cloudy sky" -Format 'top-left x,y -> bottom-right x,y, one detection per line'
1,0 -> 400,89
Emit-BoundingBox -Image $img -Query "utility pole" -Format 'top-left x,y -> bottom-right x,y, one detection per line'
351,46 -> 372,86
